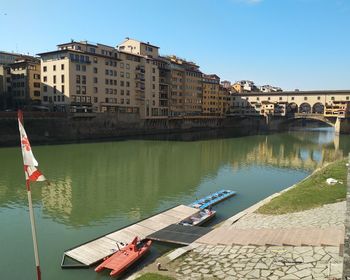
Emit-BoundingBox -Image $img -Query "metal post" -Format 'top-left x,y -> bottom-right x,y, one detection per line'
26,181 -> 41,280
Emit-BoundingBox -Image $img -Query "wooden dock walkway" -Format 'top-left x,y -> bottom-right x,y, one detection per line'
63,205 -> 199,267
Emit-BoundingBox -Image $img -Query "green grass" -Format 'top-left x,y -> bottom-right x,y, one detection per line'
136,273 -> 177,280
257,158 -> 348,215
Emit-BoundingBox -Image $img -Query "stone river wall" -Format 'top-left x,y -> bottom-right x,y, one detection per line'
0,112 -> 267,146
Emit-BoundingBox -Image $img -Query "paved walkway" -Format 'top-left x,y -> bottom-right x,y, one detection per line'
174,245 -> 343,279
230,201 -> 346,230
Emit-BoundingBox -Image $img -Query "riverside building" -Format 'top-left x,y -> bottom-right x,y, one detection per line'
202,74 -> 220,116
164,56 -> 203,116
38,40 -> 161,118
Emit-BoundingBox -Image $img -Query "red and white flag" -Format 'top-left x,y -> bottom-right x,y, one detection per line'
18,111 -> 46,183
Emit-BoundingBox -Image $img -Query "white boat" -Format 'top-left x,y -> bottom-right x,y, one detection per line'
179,209 -> 216,226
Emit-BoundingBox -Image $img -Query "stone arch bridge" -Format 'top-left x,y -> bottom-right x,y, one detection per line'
231,90 -> 350,133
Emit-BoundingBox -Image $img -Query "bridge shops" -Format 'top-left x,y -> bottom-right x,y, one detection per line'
229,90 -> 350,118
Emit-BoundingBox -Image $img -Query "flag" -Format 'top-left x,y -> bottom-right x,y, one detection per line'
18,110 -> 46,182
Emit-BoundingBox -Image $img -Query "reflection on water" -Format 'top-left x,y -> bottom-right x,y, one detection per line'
0,128 -> 348,227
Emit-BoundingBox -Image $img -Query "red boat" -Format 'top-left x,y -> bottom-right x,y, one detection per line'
95,237 -> 152,277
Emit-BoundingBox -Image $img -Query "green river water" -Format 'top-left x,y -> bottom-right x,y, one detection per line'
0,128 -> 349,280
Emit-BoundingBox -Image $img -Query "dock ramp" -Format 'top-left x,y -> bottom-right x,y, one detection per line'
147,224 -> 213,245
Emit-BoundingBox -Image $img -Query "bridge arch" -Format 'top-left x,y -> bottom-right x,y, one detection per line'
287,103 -> 298,114
312,102 -> 324,114
299,103 -> 311,113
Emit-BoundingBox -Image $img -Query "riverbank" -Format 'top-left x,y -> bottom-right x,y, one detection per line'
132,159 -> 348,280
0,112 -> 271,147
257,158 -> 348,215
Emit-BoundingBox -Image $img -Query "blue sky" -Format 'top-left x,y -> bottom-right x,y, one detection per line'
1,0 -> 349,90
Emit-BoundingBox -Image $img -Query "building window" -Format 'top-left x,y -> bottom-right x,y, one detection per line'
120,72 -> 124,77
43,96 -> 48,102
94,87 -> 98,94
82,65 -> 86,72
120,62 -> 124,68
54,96 -> 56,102
76,75 -> 80,83
291,97 -> 294,100
126,64 -> 130,69
152,68 -> 155,74
93,57 -> 98,63
126,81 -> 130,87
121,89 -> 124,95
317,96 -> 321,100
126,72 -> 130,78
279,97 -> 282,100
61,85 -> 65,93
105,79 -> 109,85
43,76 -> 47,82
331,96 -> 335,100
304,96 -> 308,101
61,75 -> 64,83
53,86 -> 56,94
126,90 -> 130,96
43,66 -> 47,72
347,96 -> 349,100
61,64 -> 64,70
76,85 -> 81,94
53,75 -> 56,84
94,77 -> 98,83
152,76 -> 155,82
93,67 -> 98,73
76,64 -> 80,71
82,86 -> 86,94
53,65 -> 56,71
82,75 -> 86,84
94,97 -> 98,103
43,86 -> 47,92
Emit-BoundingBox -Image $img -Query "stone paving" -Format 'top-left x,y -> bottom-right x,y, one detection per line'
174,245 -> 342,279
230,201 -> 346,230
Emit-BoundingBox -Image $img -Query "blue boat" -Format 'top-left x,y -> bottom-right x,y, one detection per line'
189,189 -> 236,210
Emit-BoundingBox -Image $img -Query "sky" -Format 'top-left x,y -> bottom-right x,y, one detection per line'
0,0 -> 349,90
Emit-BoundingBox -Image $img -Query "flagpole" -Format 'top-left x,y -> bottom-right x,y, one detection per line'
26,180 -> 42,280
18,109 -> 43,280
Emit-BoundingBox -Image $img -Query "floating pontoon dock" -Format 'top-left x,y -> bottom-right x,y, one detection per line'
62,205 -> 199,268
189,189 -> 236,209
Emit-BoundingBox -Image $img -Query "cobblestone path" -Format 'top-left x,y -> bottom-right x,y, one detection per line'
175,245 -> 342,279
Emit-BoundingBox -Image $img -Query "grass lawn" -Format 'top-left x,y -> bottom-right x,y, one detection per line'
257,158 -> 348,215
136,273 -> 176,280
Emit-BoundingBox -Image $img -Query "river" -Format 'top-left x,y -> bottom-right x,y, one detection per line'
0,128 -> 349,280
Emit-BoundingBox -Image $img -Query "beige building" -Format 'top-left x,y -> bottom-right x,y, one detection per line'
202,74 -> 220,116
219,85 -> 230,116
164,56 -> 202,116
38,40 -> 161,118
10,58 -> 41,107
